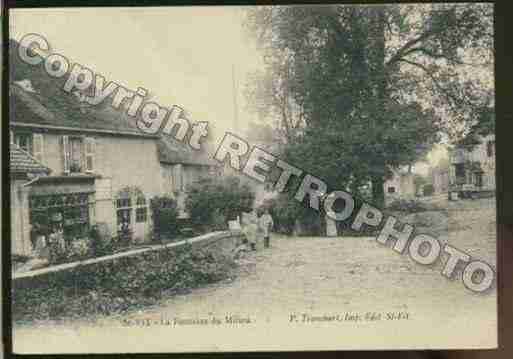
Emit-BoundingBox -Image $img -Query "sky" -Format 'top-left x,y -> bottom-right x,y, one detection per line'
11,6 -> 470,175
10,7 -> 262,143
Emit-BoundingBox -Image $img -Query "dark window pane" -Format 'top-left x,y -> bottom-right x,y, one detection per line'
487,141 -> 495,157
454,163 -> 465,178
69,138 -> 83,173
136,208 -> 147,223
116,198 -> 131,208
86,157 -> 93,171
16,133 -> 33,154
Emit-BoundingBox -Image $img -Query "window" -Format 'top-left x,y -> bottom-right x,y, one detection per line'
136,195 -> 146,206
62,135 -> 95,174
69,137 -> 83,173
474,172 -> 483,187
116,197 -> 132,225
136,208 -> 147,223
454,163 -> 465,179
12,132 -> 45,163
116,198 -> 131,208
115,187 -> 148,239
387,187 -> 396,194
116,194 -> 133,241
135,194 -> 147,223
29,192 -> 93,240
172,164 -> 184,191
15,133 -> 33,154
84,137 -> 95,172
487,141 -> 495,157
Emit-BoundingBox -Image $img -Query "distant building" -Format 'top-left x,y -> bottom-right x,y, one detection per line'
448,134 -> 495,198
430,165 -> 450,195
158,136 -> 220,218
384,168 -> 415,204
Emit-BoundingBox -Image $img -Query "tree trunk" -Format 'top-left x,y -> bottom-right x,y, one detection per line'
371,175 -> 385,208
371,7 -> 387,209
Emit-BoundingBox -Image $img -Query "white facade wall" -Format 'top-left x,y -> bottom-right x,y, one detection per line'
12,129 -> 163,243
11,180 -> 32,256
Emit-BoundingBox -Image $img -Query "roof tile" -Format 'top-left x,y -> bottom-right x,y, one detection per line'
10,143 -> 51,174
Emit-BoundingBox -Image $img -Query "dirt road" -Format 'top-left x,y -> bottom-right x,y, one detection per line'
13,197 -> 497,353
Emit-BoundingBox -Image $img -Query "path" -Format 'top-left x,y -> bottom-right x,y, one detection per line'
13,197 -> 497,352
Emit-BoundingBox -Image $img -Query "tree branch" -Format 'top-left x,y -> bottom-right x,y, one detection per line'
397,58 -> 460,112
385,30 -> 437,67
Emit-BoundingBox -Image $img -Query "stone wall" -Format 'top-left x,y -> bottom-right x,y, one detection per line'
13,230 -> 244,290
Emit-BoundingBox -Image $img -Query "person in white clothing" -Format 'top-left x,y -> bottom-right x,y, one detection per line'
259,208 -> 274,249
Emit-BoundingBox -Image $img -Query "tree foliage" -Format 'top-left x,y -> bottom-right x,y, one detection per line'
185,176 -> 255,232
244,4 -> 493,206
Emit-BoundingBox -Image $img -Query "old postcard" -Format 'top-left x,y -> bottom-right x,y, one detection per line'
8,4 -> 496,353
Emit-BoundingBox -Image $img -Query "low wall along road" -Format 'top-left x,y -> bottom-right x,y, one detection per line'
12,230 -> 245,289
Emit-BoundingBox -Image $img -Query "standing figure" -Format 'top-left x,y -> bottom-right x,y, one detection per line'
259,208 -> 274,249
242,211 -> 259,251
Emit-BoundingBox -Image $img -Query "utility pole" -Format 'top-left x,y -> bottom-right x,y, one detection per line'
232,63 -> 239,134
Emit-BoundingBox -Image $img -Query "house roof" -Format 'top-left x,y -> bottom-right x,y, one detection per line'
10,143 -> 51,175
157,136 -> 218,166
10,38 -> 214,167
9,83 -> 152,137
9,39 -> 153,137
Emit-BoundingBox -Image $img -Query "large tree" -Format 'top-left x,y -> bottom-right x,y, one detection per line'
244,4 -> 493,206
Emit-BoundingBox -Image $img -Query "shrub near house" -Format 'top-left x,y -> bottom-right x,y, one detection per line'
13,243 -> 237,323
150,196 -> 180,241
185,176 -> 255,232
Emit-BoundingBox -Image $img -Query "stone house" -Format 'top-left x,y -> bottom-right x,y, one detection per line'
10,80 -> 164,247
10,80 -> 217,254
448,134 -> 495,198
158,136 -> 220,217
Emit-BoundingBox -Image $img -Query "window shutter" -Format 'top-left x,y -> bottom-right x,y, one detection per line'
33,133 -> 44,163
62,135 -> 70,174
168,167 -> 174,193
85,137 -> 95,173
173,164 -> 183,192
179,164 -> 185,191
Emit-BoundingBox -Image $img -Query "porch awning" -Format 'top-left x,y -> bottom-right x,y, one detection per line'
28,175 -> 96,196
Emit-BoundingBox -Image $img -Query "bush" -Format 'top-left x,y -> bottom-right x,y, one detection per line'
185,176 -> 255,232
150,196 -> 180,240
48,240 -> 77,265
263,194 -> 382,237
89,224 -> 114,257
12,244 -> 236,322
262,194 -> 322,236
